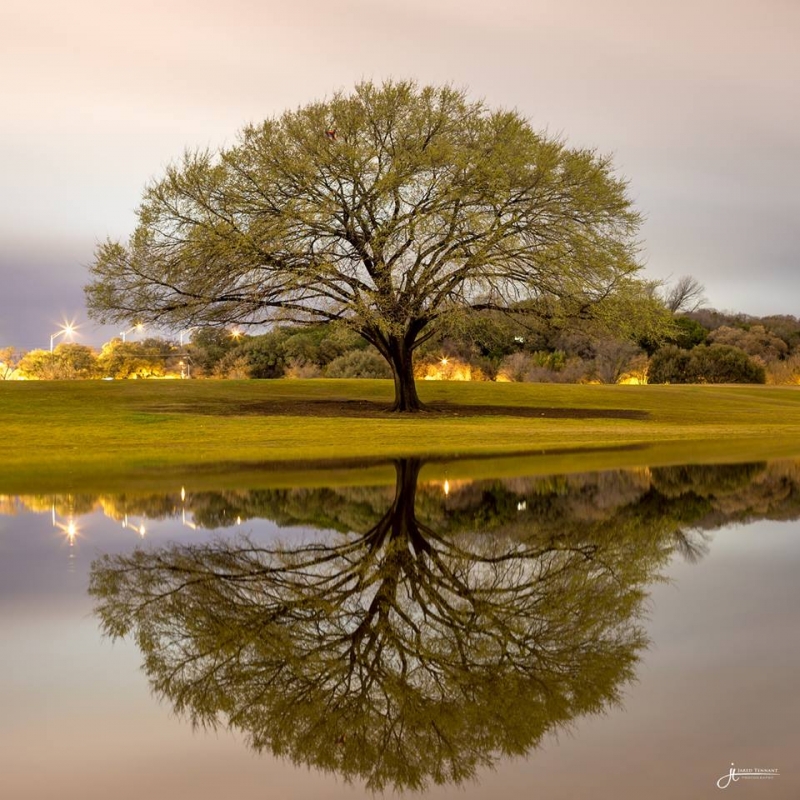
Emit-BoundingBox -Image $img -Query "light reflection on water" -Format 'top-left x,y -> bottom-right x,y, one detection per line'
1,459 -> 799,799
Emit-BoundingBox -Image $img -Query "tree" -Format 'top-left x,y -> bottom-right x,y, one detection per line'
90,458 -> 679,791
17,343 -> 98,379
96,337 -> 178,379
707,324 -> 788,364
85,80 -> 643,410
0,346 -> 21,380
662,275 -> 706,314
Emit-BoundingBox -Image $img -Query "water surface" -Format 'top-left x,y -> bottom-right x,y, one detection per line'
1,459 -> 798,798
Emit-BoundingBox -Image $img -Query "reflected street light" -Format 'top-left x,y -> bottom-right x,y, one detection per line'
122,514 -> 146,538
50,322 -> 76,352
121,323 -> 144,342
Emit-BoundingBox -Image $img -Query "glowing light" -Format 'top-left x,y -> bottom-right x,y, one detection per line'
443,480 -> 450,497
418,356 -> 476,382
236,516 -> 242,526
180,486 -> 186,502
52,505 -> 81,546
122,514 -> 147,536
517,501 -> 527,511
50,320 -> 79,352
120,323 -> 144,342
230,328 -> 243,340
182,508 -> 197,530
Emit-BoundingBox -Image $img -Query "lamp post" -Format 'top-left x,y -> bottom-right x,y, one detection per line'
50,323 -> 75,352
120,323 -> 144,342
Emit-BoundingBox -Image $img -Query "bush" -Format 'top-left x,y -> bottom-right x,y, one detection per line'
667,316 -> 708,349
649,344 -> 765,384
325,349 -> 392,379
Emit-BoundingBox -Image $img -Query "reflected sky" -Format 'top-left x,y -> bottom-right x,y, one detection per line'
1,461 -> 799,798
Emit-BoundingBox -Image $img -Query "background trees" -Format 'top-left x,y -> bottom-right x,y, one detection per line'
17,343 -> 98,380
85,80 -> 646,409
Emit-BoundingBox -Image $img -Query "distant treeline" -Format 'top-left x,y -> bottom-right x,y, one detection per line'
4,304 -> 800,385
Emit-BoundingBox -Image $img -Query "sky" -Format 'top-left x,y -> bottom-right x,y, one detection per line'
1,0 -> 798,349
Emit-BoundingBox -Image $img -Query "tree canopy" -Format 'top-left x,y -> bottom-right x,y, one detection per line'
90,459 -> 677,791
86,80 -> 643,409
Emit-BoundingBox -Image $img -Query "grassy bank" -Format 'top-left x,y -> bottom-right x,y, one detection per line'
4,379 -> 800,493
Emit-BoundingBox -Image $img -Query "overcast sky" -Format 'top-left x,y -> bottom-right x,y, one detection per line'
1,0 -> 798,349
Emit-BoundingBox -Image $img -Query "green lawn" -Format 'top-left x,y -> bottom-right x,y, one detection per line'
4,379 -> 800,493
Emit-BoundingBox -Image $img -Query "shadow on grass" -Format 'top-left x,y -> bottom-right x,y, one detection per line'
148,398 -> 650,420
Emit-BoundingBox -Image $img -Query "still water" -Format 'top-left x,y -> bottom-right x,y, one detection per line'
1,459 -> 799,799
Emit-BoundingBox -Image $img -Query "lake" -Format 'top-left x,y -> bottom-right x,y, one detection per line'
1,458 -> 798,798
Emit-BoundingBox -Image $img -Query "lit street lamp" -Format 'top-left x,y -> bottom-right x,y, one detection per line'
50,322 -> 76,352
120,323 -> 144,342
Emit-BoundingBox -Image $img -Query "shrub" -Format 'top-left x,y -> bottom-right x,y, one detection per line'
649,344 -> 765,384
325,349 -> 392,379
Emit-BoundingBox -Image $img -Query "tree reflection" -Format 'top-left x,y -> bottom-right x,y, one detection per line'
90,458 -> 683,791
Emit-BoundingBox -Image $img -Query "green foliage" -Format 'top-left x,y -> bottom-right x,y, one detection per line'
84,457 -> 800,790
324,348 -> 392,378
649,344 -> 766,384
18,343 -> 99,380
227,331 -> 291,379
0,346 -> 21,380
89,459 -> 675,791
187,328 -> 241,375
667,316 -> 709,349
708,324 -> 788,362
97,338 -> 177,379
86,79 -> 645,410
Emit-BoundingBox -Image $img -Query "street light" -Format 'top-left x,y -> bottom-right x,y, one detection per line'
179,327 -> 197,346
120,323 -> 144,342
50,322 -> 76,352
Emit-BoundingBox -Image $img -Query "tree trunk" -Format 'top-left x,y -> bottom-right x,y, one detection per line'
387,336 -> 425,412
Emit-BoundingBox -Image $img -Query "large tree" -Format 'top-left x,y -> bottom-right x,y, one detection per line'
86,81 -> 643,410
90,458 -> 674,791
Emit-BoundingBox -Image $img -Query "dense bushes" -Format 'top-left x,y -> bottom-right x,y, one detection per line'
325,350 -> 392,379
649,344 -> 766,384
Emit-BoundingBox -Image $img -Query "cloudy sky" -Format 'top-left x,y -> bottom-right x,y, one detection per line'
1,0 -> 798,349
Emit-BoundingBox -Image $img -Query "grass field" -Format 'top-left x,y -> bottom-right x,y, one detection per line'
4,379 -> 800,493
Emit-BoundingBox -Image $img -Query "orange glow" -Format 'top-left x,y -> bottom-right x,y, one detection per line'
417,357 -> 477,381
443,480 -> 450,496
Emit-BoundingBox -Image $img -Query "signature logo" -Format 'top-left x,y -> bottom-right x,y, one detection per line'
717,763 -> 780,789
